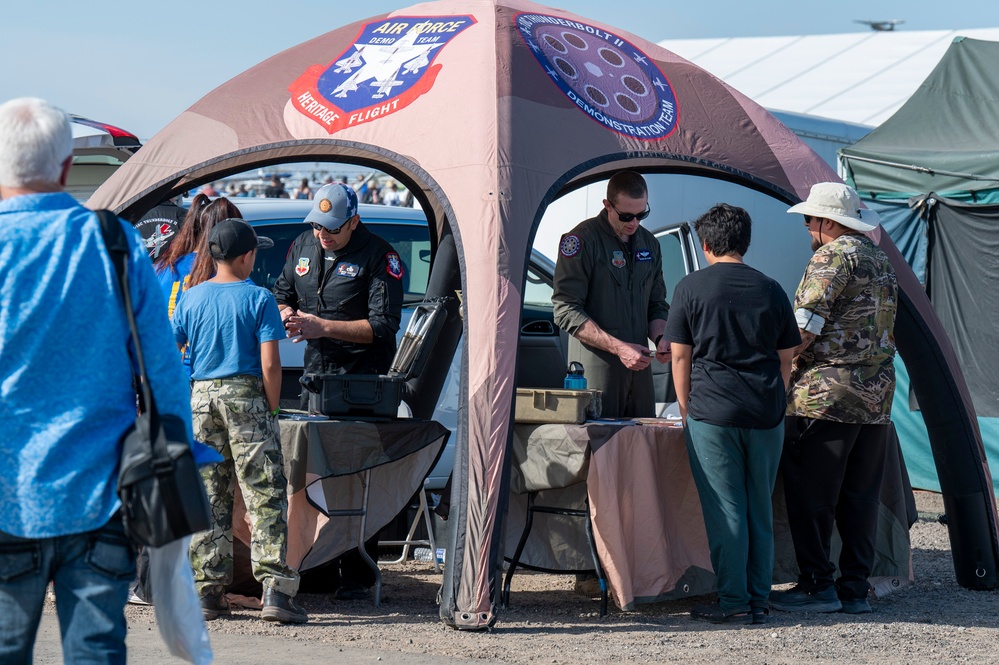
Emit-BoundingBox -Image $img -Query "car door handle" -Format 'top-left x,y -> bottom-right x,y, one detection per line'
521,320 -> 555,336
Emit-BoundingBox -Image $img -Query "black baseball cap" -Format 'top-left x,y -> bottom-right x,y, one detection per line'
208,218 -> 274,260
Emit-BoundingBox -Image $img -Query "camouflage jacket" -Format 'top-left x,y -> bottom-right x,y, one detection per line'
788,234 -> 898,424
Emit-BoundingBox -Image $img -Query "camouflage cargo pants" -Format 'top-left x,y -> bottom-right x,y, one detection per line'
189,375 -> 300,597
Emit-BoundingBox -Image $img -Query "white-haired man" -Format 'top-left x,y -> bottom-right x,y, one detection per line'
0,98 -> 191,663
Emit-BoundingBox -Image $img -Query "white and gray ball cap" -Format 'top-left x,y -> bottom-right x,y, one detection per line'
787,182 -> 879,232
305,183 -> 359,232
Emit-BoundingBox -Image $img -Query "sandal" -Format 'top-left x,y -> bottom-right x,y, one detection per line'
752,606 -> 773,625
690,602 -> 752,625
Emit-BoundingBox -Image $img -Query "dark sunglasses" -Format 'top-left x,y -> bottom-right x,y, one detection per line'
310,222 -> 345,235
610,203 -> 651,223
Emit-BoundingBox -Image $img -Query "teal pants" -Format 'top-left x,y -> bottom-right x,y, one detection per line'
685,417 -> 784,613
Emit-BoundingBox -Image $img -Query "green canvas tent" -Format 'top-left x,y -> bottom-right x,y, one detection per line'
841,36 -> 999,494
842,37 -> 999,200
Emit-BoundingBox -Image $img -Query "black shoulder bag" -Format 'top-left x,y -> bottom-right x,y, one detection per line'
97,210 -> 212,547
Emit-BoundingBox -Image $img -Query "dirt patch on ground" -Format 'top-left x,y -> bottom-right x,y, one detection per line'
121,491 -> 999,664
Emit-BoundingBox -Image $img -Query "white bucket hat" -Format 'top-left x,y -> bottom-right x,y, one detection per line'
787,182 -> 879,232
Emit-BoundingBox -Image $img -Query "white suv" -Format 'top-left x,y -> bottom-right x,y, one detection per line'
68,116 -> 141,204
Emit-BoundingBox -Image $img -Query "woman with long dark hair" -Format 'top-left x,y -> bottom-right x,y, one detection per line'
155,193 -> 210,318
188,197 -> 244,287
292,178 -> 314,200
152,195 -> 242,381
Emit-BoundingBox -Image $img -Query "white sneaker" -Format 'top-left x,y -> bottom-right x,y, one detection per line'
127,583 -> 152,606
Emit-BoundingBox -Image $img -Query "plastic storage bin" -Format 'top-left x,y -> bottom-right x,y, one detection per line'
514,388 -> 602,424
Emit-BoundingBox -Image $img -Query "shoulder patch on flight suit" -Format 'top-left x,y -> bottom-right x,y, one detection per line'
386,252 -> 404,280
612,250 -> 626,268
559,234 -> 581,257
635,249 -> 653,262
295,257 -> 311,276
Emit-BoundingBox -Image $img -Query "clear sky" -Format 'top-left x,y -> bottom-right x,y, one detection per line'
2,0 -> 994,139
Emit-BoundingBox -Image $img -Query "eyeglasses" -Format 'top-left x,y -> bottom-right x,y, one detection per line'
610,202 -> 651,223
310,222 -> 345,235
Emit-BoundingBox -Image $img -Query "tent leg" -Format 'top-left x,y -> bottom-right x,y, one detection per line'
583,499 -> 608,617
502,492 -> 536,608
354,469 -> 382,607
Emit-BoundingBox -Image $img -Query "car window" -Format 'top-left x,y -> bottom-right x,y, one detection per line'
523,264 -> 554,308
248,220 -> 309,291
249,219 -> 431,303
370,222 -> 432,303
657,231 -> 688,304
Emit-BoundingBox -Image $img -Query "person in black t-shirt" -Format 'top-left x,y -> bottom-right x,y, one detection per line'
664,203 -> 800,626
135,196 -> 187,260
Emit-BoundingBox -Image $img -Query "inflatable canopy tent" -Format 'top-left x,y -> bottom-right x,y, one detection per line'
89,0 -> 999,628
841,37 -> 999,494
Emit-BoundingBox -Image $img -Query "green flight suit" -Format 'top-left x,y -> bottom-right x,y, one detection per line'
552,211 -> 670,417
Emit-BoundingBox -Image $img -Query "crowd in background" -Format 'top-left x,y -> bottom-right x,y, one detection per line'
199,172 -> 417,207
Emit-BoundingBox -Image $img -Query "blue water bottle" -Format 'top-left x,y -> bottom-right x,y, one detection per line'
564,361 -> 587,390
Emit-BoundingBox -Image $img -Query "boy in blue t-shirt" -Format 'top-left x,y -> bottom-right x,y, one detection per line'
172,218 -> 307,625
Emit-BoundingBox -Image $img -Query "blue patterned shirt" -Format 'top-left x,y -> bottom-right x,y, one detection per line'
0,193 -> 192,538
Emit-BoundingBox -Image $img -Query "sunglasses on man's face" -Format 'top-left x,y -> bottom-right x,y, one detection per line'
610,203 -> 652,223
310,222 -> 345,235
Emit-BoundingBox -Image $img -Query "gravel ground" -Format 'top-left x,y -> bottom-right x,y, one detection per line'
108,491 -> 999,664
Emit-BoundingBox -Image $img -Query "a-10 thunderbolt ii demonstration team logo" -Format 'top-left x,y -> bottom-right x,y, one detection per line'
289,16 -> 475,134
515,13 -> 679,141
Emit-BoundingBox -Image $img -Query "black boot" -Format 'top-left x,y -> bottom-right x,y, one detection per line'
200,591 -> 230,621
261,587 -> 308,624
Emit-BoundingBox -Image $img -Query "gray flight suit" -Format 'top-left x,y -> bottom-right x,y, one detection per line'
552,210 -> 670,417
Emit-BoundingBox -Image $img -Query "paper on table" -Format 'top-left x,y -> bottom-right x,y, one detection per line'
632,417 -> 683,427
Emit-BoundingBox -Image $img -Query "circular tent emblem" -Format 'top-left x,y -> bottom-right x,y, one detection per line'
516,13 -> 678,141
318,198 -> 332,213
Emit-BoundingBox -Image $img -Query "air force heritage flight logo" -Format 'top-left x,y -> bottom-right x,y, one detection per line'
516,13 -> 678,141
289,16 -> 475,134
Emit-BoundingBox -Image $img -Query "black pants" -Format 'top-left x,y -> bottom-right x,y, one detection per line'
334,537 -> 379,589
780,417 -> 889,601
299,536 -> 379,592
